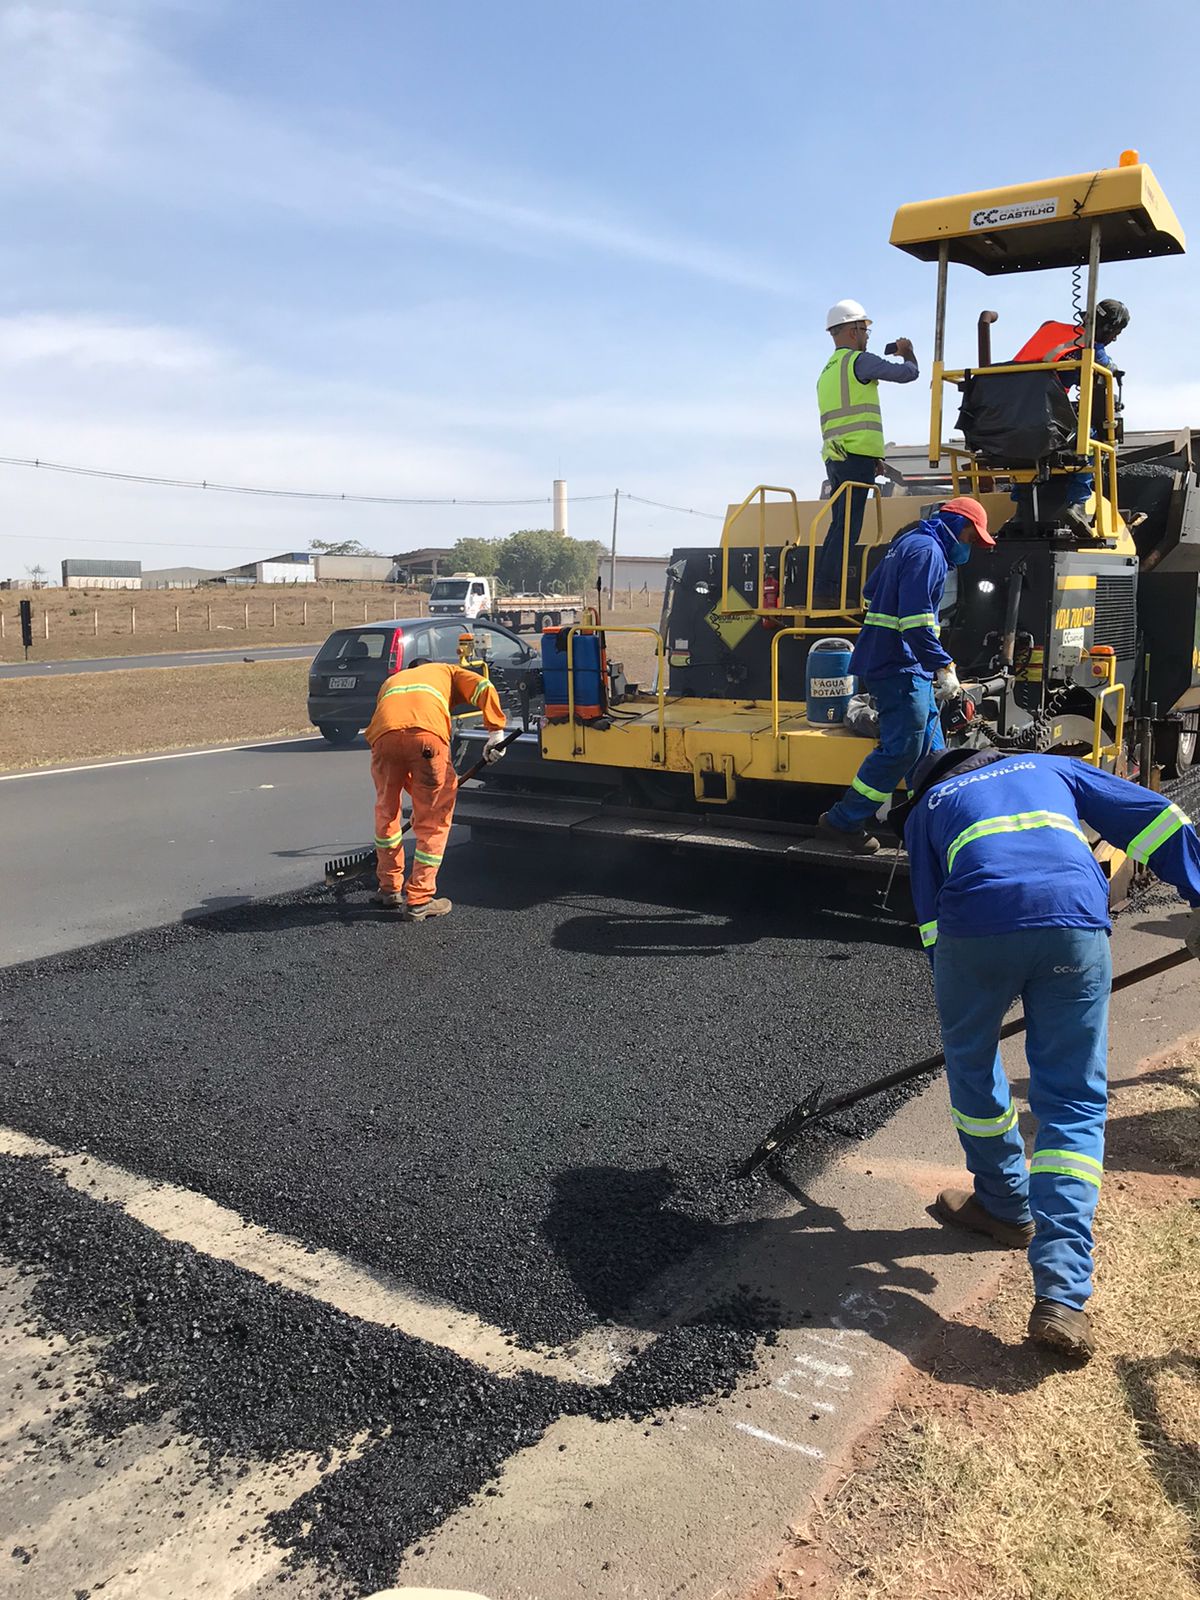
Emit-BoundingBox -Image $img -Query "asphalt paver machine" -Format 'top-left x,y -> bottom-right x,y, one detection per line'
460,153 -> 1199,875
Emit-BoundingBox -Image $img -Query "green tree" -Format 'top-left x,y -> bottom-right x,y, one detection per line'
447,536 -> 503,575
309,538 -> 382,556
496,530 -> 605,594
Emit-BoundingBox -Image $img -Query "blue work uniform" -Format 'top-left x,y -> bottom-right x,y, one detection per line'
815,350 -> 919,601
824,515 -> 957,833
905,752 -> 1200,1309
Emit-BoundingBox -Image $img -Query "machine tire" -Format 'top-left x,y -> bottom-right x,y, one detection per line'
319,723 -> 359,747
1157,715 -> 1197,780
551,611 -> 562,627
535,612 -> 549,632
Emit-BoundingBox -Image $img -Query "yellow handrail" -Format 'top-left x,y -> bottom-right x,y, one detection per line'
717,482 -> 880,620
1086,679 -> 1126,769
720,485 -> 804,616
564,624 -> 667,761
769,626 -> 814,745
805,480 -> 882,615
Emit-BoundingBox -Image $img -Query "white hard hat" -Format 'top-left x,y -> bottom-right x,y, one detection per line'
826,299 -> 870,331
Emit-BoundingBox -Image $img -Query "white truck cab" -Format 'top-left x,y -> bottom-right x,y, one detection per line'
428,572 -> 493,620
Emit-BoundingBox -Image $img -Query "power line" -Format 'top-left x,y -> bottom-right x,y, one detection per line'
0,454 -> 616,508
622,491 -> 724,521
0,454 -> 724,518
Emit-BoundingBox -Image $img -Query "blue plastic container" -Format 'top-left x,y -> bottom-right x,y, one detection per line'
805,636 -> 856,726
542,627 -> 604,719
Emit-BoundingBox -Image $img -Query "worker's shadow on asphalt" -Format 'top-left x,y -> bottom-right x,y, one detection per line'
544,1165 -> 1052,1396
178,892 -> 411,931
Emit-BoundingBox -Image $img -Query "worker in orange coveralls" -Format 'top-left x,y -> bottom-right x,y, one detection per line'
363,660 -> 508,920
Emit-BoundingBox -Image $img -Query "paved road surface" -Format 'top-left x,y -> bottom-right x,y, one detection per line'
0,738 -> 365,963
0,744 -> 1195,1600
0,642 -> 319,678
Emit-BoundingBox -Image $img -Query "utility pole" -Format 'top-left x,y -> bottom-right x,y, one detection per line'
609,488 -> 620,601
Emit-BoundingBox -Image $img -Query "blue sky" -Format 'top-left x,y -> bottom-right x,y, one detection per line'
1,0 -> 1198,573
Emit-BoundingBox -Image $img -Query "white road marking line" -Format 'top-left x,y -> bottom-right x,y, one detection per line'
0,736 -> 317,782
735,1423 -> 824,1458
0,1125 -> 620,1385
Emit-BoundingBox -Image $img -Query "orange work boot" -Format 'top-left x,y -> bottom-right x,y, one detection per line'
934,1187 -> 1035,1249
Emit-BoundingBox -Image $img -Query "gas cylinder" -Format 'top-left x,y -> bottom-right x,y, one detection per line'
762,570 -> 779,608
805,637 -> 856,726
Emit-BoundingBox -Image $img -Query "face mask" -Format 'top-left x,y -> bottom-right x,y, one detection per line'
947,539 -> 972,567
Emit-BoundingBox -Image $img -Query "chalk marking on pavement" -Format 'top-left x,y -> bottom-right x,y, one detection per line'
0,1125 -> 624,1385
0,736 -> 318,781
734,1423 -> 824,1459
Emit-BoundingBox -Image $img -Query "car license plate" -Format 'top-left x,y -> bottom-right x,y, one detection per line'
328,675 -> 357,690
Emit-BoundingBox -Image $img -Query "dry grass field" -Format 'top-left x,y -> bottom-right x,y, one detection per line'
0,596 -> 668,771
0,585 -> 667,673
0,583 -> 427,664
0,660 -> 313,771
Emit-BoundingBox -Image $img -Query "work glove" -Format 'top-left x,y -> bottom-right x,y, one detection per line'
934,664 -> 961,704
483,730 -> 508,764
1185,906 -> 1200,962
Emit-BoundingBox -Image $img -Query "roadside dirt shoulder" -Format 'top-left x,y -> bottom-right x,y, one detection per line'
752,1032 -> 1200,1600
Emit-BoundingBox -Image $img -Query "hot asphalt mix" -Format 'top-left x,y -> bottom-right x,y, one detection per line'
0,841 -> 951,1591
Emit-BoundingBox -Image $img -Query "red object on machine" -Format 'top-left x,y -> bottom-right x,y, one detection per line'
762,571 -> 779,608
1013,320 -> 1082,365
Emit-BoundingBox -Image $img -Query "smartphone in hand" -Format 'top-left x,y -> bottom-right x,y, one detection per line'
884,341 -> 899,356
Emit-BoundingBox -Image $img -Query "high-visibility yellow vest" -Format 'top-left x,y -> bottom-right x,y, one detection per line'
817,348 -> 885,461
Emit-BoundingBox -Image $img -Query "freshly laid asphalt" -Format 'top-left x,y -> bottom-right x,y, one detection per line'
0,822 -> 935,1592
0,847 -> 936,1347
2,741 -> 1196,1594
0,643 -> 319,678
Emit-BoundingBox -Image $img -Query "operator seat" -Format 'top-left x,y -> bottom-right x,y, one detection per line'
956,369 -> 1078,469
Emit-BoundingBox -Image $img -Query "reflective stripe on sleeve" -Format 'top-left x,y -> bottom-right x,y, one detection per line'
899,611 -> 938,631
469,679 -> 492,706
413,849 -> 443,867
374,832 -> 405,848
1029,1148 -> 1103,1189
945,811 -> 1090,875
852,774 -> 891,804
919,920 -> 938,948
1126,801 -> 1190,865
950,1102 -> 1019,1137
863,610 -> 940,637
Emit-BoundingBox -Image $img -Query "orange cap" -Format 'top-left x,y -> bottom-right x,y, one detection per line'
941,495 -> 995,548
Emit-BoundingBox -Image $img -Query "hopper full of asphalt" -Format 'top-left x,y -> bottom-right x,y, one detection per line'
0,842 -> 937,1348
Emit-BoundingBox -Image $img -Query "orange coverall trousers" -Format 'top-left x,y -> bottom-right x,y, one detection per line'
371,728 -> 458,904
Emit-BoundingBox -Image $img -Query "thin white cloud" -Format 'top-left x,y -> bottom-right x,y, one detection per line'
0,2 -> 793,293
0,313 -> 221,372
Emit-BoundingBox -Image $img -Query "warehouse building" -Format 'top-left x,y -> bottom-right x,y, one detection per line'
61,558 -> 142,590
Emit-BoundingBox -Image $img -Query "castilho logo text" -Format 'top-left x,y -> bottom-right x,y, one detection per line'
970,197 -> 1059,230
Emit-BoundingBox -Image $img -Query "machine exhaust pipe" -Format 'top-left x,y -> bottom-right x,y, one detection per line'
977,310 -> 999,366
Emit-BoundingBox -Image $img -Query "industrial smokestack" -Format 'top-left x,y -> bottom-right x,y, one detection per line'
553,479 -> 568,536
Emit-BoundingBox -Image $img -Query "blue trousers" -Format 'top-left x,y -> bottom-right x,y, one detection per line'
825,671 -> 943,830
815,453 -> 876,600
1066,471 -> 1094,508
934,928 -> 1110,1309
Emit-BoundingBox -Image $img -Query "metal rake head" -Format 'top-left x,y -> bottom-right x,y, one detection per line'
324,848 -> 377,886
730,1080 -> 827,1182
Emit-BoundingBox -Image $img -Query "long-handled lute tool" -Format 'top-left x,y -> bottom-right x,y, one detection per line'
733,945 -> 1194,1182
324,727 -> 525,887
